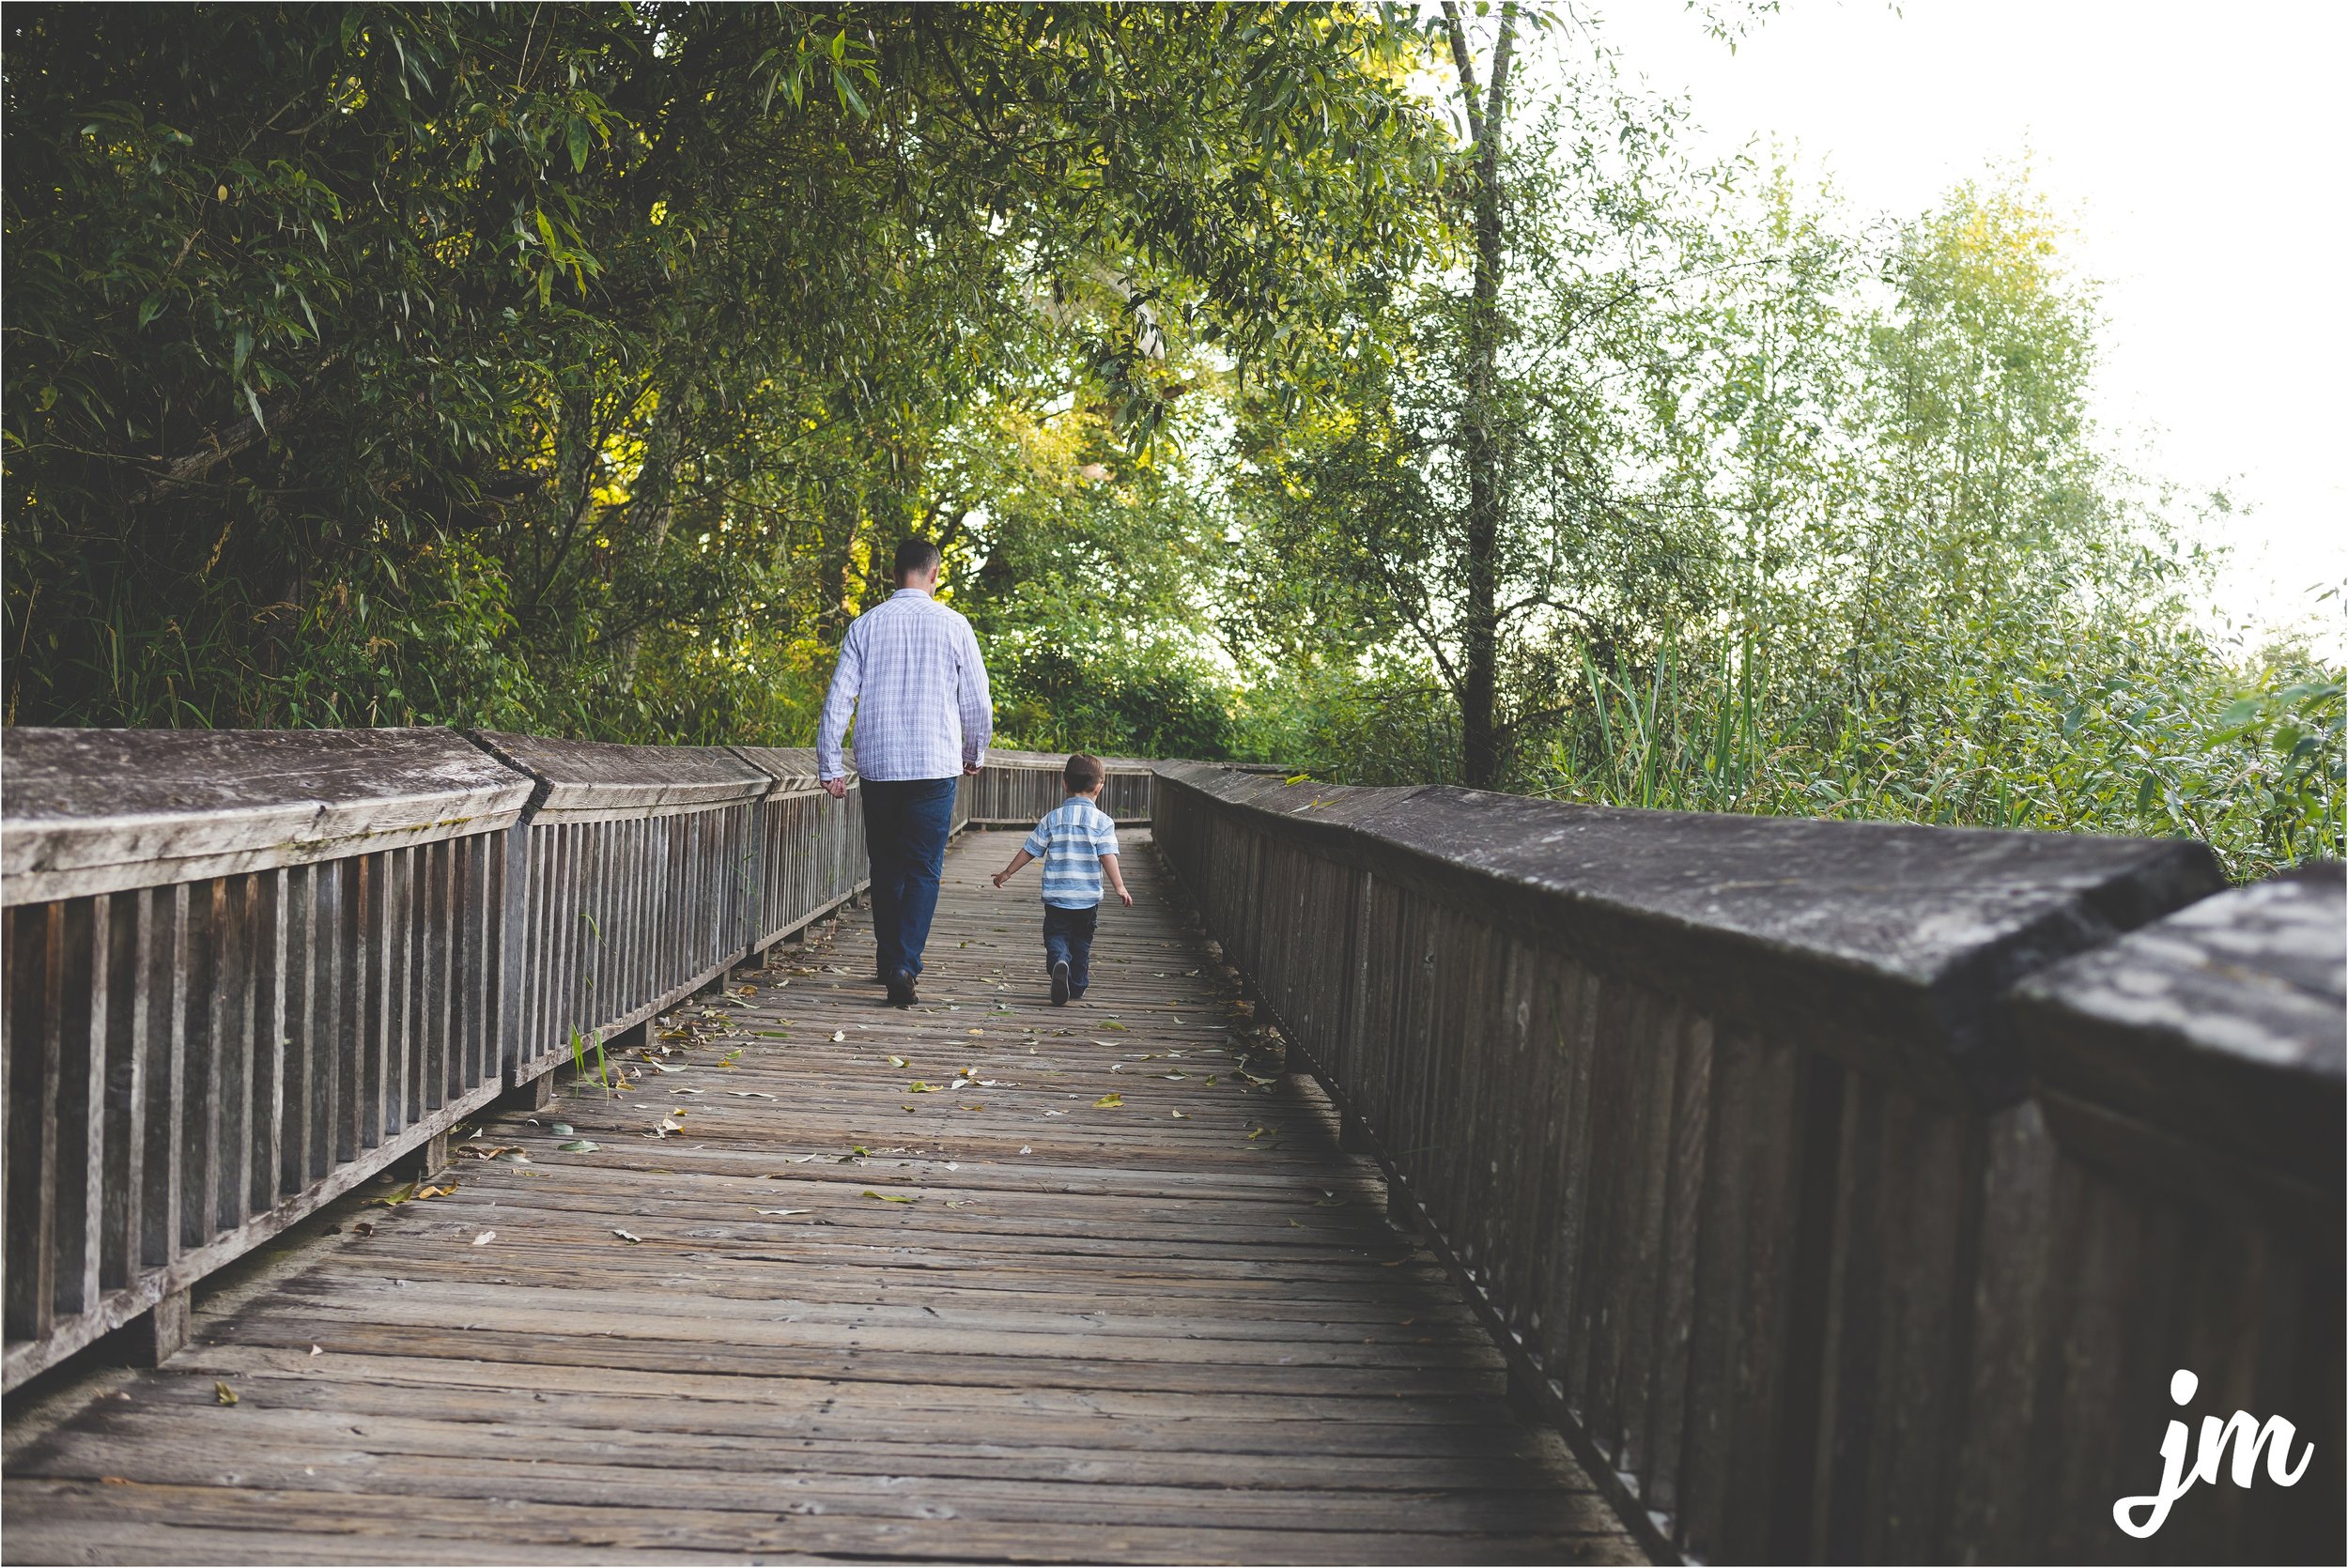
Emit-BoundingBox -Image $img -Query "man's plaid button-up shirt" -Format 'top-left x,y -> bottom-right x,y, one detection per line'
816,588 -> 994,782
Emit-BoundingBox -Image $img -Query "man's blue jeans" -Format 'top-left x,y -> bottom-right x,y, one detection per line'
1043,903 -> 1099,995
861,777 -> 958,980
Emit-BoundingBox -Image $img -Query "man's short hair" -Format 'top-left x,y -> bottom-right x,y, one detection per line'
893,537 -> 942,583
1065,753 -> 1104,793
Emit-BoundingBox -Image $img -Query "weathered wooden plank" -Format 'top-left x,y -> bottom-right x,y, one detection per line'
473,731 -> 771,823
1,727 -> 533,904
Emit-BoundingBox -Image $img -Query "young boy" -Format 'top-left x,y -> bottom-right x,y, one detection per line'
991,753 -> 1133,1004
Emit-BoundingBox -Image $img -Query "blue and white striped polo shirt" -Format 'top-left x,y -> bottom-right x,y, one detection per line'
1023,796 -> 1120,909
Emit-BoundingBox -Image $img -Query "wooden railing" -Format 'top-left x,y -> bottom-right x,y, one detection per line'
1151,764 -> 2343,1564
963,747 -> 1155,826
10,733 -> 2337,1562
0,728 -> 1018,1391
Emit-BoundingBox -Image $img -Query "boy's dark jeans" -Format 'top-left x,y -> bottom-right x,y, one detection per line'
861,776 -> 958,980
1042,903 -> 1099,995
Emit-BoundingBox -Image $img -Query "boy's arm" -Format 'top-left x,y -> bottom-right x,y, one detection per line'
992,848 -> 1035,888
1100,853 -> 1132,907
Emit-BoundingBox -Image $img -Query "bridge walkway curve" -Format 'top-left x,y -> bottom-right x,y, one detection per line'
4,831 -> 1639,1566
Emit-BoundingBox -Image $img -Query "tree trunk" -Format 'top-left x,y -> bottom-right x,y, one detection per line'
1444,3 -> 1516,790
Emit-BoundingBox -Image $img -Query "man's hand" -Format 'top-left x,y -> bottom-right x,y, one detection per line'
822,777 -> 847,800
963,761 -> 982,776
991,870 -> 1010,889
1117,887 -> 1134,908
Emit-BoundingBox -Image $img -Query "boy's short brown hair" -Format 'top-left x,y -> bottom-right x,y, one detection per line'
1064,753 -> 1104,793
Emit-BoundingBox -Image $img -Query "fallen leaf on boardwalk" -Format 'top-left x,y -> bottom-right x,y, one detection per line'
1290,1219 -> 1305,1228
861,1190 -> 919,1204
671,1088 -> 703,1097
472,1231 -> 497,1246
353,1222 -> 376,1237
945,1200 -> 981,1208
547,1122 -> 575,1136
1377,1256 -> 1408,1267
959,1103 -> 985,1111
309,1345 -> 324,1357
888,1055 -> 910,1068
1099,1021 -> 1128,1032
1170,1110 -> 1188,1119
906,1081 -> 940,1094
1044,1110 -> 1067,1117
1247,1128 -> 1266,1141
1203,1075 -> 1220,1086
753,1208 -> 811,1217
643,1061 -> 686,1074
100,1476 -> 132,1485
757,1031 -> 791,1039
831,1031 -> 846,1042
851,1145 -> 872,1156
612,1228 -> 643,1243
1159,1072 -> 1190,1081
214,1382 -> 238,1406
558,1140 -> 600,1153
1093,1093 -> 1124,1109
456,1143 -> 523,1160
1314,1195 -> 1345,1207
1019,1145 -> 1032,1154
726,1091 -> 779,1099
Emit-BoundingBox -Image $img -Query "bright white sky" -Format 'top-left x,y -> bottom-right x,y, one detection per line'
1591,0 -> 2347,659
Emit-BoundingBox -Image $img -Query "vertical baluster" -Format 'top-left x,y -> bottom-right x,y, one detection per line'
321,860 -> 353,1169
593,822 -> 612,1032
103,892 -> 147,1288
425,838 -> 451,1112
148,886 -> 189,1263
185,881 -> 221,1251
354,853 -> 384,1158
252,869 -> 286,1216
461,835 -> 480,1090
523,830 -> 548,1077
632,815 -> 650,1012
390,850 -> 418,1131
5,905 -> 61,1340
214,875 -> 257,1236
280,866 -> 313,1196
70,896 -> 107,1322
552,823 -> 577,1064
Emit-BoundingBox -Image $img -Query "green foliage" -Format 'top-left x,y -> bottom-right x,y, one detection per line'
5,3 -> 1443,737
6,6 -> 2335,883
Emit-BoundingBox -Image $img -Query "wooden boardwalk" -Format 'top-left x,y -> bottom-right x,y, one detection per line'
4,833 -> 1639,1566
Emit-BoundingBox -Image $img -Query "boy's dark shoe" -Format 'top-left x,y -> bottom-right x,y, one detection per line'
1050,961 -> 1071,1007
886,967 -> 918,1007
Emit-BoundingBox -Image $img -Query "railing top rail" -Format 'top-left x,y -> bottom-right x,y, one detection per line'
2014,858 -> 2345,1198
983,746 -> 1157,775
1154,761 -> 2232,1104
726,745 -> 833,793
0,725 -> 534,904
472,730 -> 773,823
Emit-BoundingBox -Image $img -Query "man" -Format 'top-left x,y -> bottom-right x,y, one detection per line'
817,537 -> 993,1007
